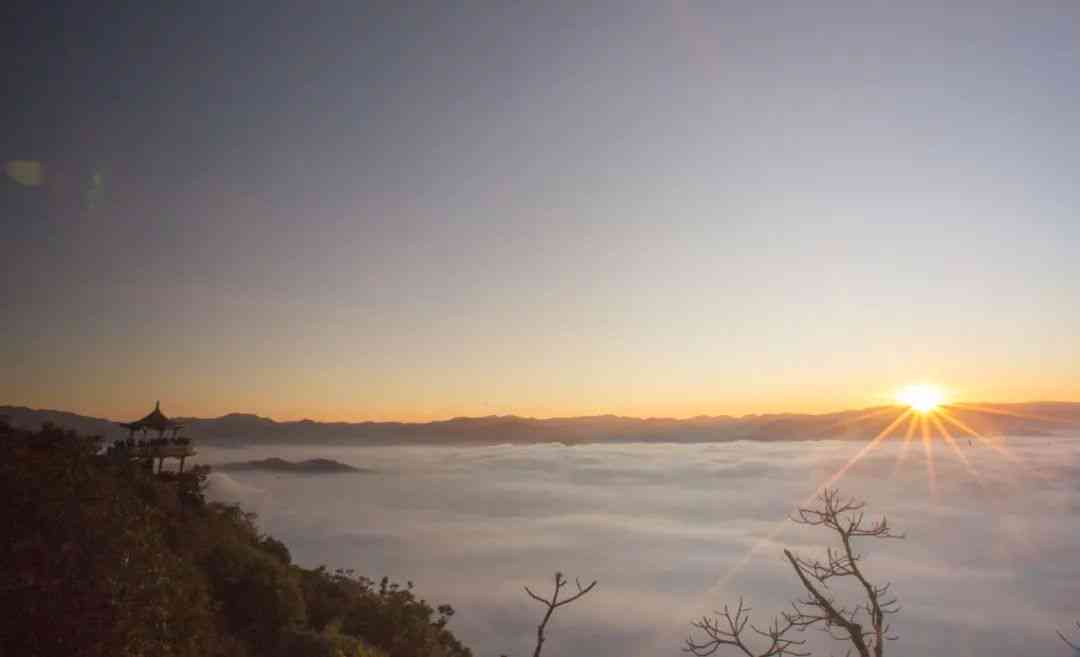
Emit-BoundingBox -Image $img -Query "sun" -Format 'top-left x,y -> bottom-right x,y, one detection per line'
896,384 -> 945,414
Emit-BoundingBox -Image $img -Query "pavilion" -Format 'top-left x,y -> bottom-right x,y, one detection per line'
113,401 -> 196,473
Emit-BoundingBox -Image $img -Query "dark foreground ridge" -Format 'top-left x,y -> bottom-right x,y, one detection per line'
3,402 -> 1079,446
0,420 -> 470,657
219,457 -> 372,473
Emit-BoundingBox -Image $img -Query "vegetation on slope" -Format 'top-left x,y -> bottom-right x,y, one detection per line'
0,420 -> 471,657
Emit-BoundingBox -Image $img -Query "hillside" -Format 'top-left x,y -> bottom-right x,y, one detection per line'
0,420 -> 471,657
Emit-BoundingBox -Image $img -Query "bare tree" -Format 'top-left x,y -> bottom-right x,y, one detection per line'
1060,620 -> 1080,652
686,597 -> 809,657
686,489 -> 903,657
523,571 -> 597,657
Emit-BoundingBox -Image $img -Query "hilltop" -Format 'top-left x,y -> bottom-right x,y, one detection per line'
218,457 -> 372,473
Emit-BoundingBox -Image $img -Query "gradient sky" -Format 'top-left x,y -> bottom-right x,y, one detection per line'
3,1 -> 1079,421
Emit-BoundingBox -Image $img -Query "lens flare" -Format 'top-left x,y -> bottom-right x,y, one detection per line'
896,384 -> 945,413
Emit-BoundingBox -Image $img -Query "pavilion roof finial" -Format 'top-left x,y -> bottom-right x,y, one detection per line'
117,401 -> 181,432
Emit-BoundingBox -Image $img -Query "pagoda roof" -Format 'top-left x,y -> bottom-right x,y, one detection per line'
119,401 -> 182,430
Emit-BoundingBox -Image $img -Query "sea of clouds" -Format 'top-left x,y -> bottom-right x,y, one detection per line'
200,437 -> 1080,657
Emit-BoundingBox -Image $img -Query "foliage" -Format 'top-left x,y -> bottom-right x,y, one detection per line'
202,536 -> 307,651
0,420 -> 471,657
299,568 -> 472,657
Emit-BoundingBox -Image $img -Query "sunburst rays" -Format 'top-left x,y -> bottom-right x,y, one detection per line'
710,397 -> 1069,592
712,408 -> 912,588
948,402 -> 1070,426
936,406 -> 1052,481
918,413 -> 937,496
890,411 -> 919,478
931,411 -> 981,484
817,406 -> 901,435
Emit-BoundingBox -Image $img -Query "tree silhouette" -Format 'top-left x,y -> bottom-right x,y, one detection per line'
523,571 -> 597,657
686,489 -> 903,657
1060,620 -> 1080,652
1,421 -> 472,657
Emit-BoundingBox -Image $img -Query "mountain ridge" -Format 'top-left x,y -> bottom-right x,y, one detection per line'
3,402 -> 1078,446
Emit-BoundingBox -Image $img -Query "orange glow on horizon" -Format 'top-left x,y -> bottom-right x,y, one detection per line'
896,384 -> 947,414
712,394 -> 1072,590
12,385 -> 1078,426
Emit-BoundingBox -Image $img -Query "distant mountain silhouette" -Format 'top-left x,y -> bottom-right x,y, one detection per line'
2,402 -> 1078,446
217,457 -> 370,473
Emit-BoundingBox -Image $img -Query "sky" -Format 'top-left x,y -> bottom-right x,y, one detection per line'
3,1 -> 1079,421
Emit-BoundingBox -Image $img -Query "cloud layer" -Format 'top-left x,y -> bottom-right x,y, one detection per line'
200,438 -> 1080,657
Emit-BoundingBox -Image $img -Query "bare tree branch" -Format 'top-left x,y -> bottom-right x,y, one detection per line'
685,597 -> 809,657
784,489 -> 902,657
524,571 -> 597,657
687,489 -> 903,657
1059,620 -> 1080,651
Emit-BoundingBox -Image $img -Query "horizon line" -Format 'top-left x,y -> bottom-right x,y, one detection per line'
6,399 -> 1079,426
